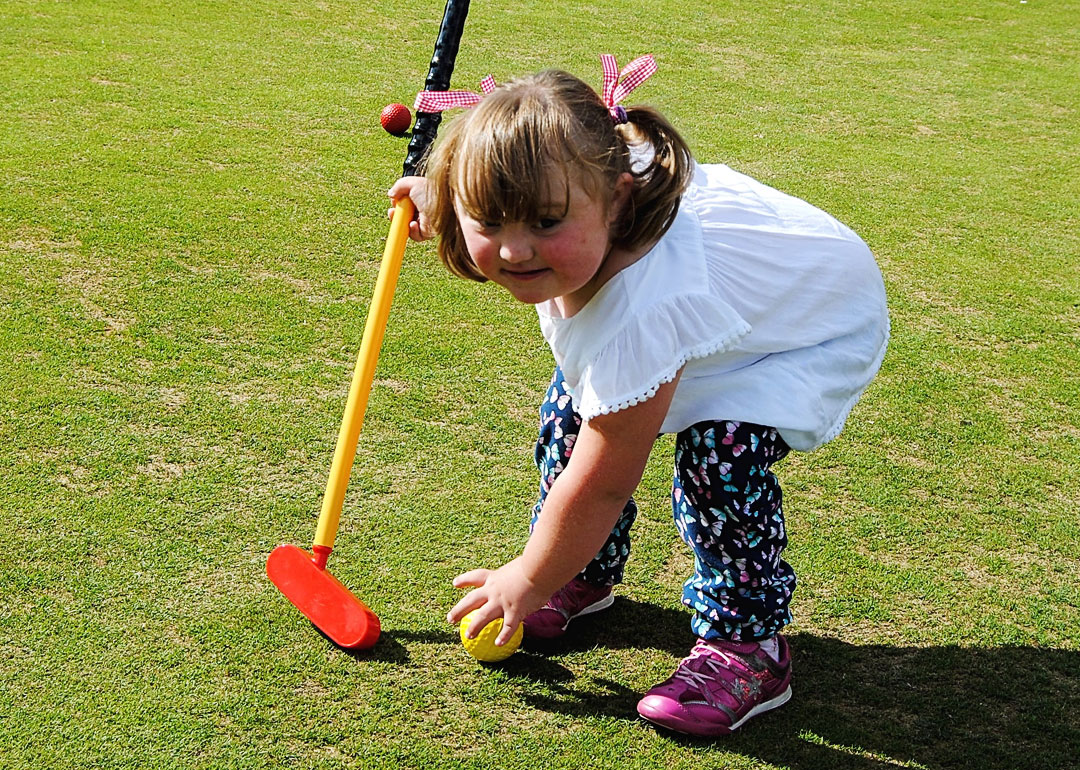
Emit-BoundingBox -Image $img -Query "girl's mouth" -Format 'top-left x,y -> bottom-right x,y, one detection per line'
503,268 -> 549,281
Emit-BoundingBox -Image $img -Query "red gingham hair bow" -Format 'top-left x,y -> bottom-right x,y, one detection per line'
600,54 -> 657,124
414,75 -> 497,113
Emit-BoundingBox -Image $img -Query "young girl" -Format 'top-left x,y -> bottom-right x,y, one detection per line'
388,56 -> 889,737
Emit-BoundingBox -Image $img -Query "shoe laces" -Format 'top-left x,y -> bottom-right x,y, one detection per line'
673,640 -> 765,705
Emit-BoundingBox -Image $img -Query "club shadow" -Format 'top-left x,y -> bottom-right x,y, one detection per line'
311,625 -> 450,664
326,627 -> 576,681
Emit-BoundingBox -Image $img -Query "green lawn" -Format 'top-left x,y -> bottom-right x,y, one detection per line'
2,0 -> 1078,768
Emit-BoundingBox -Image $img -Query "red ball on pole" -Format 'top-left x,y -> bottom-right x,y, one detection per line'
380,103 -> 412,135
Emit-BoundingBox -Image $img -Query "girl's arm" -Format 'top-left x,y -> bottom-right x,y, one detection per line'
449,369 -> 683,645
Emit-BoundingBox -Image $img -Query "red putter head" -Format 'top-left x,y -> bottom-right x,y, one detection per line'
266,544 -> 380,649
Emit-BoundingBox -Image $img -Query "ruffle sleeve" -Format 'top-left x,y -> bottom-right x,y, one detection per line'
572,292 -> 751,421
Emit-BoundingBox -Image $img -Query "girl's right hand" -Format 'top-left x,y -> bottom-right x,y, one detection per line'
447,556 -> 550,648
387,176 -> 433,242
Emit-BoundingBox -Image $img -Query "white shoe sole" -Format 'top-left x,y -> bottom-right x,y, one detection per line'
638,684 -> 793,736
727,685 -> 792,732
561,592 -> 615,630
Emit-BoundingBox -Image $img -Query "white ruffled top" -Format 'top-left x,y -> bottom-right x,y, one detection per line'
536,162 -> 890,451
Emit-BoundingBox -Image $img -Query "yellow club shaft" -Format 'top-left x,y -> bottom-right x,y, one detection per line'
314,196 -> 416,551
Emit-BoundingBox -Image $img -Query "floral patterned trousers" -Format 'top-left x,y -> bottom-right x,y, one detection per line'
531,367 -> 795,642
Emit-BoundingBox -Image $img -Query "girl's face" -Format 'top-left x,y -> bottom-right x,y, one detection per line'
453,169 -> 631,311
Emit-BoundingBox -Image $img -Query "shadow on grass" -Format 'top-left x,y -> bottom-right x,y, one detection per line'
312,626 -> 452,664
512,599 -> 1080,770
366,629 -> 585,683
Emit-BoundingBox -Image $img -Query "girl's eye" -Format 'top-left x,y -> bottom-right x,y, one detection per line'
536,218 -> 561,230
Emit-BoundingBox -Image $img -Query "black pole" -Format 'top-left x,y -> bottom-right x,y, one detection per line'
403,0 -> 471,177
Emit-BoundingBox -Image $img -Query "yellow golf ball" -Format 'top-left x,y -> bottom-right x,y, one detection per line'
459,611 -> 523,663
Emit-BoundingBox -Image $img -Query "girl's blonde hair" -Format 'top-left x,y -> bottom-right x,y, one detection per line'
423,68 -> 694,281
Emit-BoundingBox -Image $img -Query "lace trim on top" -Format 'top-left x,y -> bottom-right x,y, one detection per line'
571,288 -> 752,421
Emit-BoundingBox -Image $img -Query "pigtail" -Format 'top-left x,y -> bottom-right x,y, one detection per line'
613,106 -> 694,251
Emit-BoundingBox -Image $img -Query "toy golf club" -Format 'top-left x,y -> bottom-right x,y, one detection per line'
266,0 -> 471,650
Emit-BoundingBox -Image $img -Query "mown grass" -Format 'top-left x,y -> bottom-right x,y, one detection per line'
2,0 -> 1078,768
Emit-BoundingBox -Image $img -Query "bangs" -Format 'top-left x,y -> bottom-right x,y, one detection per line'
449,92 -> 579,223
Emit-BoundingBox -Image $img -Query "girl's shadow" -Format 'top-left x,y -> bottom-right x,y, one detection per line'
512,598 -> 1080,770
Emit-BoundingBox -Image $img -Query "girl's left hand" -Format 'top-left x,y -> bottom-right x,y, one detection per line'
447,557 -> 549,647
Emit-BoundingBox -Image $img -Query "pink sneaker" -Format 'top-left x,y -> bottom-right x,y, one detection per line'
522,577 -> 614,639
637,636 -> 792,736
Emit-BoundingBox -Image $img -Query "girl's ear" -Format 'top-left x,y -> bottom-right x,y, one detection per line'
608,172 -> 635,227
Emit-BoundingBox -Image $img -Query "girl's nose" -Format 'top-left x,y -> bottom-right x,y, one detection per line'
499,234 -> 533,263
